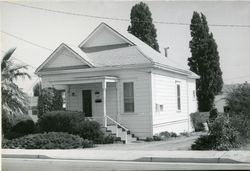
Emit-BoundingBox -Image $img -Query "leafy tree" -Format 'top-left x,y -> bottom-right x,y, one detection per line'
37,87 -> 63,118
128,2 -> 160,52
188,12 -> 223,112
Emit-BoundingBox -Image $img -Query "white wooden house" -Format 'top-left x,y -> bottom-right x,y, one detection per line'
35,22 -> 199,142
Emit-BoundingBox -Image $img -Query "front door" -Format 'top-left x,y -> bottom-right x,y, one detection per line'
82,90 -> 92,117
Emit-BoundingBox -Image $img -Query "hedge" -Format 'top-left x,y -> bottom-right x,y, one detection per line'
37,111 -> 110,144
37,110 -> 85,133
5,119 -> 35,139
3,132 -> 93,149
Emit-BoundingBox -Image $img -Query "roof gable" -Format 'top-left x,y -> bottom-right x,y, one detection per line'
36,43 -> 94,73
79,23 -> 134,51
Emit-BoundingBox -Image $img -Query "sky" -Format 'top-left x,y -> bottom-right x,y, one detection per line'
1,1 -> 250,95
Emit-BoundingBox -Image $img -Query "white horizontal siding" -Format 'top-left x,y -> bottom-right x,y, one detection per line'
83,26 -> 126,48
151,70 -> 191,134
44,47 -> 86,68
41,69 -> 152,139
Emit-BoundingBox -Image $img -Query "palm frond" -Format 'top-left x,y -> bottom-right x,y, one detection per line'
1,48 -> 16,71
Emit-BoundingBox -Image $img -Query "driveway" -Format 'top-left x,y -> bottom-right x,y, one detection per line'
90,135 -> 200,151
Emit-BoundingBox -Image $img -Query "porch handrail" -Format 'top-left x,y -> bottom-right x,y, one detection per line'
105,115 -> 129,131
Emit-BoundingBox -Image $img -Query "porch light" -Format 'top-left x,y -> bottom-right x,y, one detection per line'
71,92 -> 75,96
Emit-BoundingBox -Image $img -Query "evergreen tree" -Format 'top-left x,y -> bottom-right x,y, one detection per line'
188,12 -> 223,112
128,2 -> 160,52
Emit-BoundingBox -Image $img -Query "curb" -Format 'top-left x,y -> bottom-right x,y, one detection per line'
136,157 -> 242,163
2,154 -> 246,164
2,154 -> 51,159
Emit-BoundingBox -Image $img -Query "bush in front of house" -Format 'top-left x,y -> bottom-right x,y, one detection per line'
190,112 -> 208,132
37,111 -> 106,144
191,135 -> 214,150
2,132 -> 93,149
209,108 -> 218,123
37,87 -> 63,118
72,120 -> 105,144
191,114 -> 240,150
153,134 -> 163,141
102,135 -> 119,144
159,131 -> 178,139
37,110 -> 85,133
145,137 -> 154,142
5,119 -> 35,139
180,131 -> 190,137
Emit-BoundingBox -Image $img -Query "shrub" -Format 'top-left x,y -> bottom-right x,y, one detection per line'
145,137 -> 153,142
159,131 -> 171,139
37,111 -> 104,144
2,112 -> 12,136
37,110 -> 85,133
153,134 -> 163,141
180,131 -> 190,137
170,132 -> 178,138
225,83 -> 250,141
72,120 -> 104,144
191,114 -> 240,150
102,135 -> 117,144
3,132 -> 93,149
209,108 -> 218,123
6,119 -> 35,139
37,87 -> 63,118
190,112 -> 208,132
191,135 -> 214,150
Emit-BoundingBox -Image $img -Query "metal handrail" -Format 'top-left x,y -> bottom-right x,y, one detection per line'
105,115 -> 129,131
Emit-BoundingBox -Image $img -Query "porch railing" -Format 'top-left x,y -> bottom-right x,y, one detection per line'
104,115 -> 129,143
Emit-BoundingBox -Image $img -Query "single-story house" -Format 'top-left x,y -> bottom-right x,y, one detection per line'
35,22 -> 199,142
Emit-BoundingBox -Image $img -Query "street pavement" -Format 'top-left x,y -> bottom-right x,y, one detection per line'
3,158 -> 250,171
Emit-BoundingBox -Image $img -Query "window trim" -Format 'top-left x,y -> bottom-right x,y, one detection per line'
176,82 -> 181,111
123,82 -> 135,113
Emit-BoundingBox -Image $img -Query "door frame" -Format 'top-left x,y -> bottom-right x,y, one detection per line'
82,89 -> 93,117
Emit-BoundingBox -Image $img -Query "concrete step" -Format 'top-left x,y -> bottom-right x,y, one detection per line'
105,124 -> 138,144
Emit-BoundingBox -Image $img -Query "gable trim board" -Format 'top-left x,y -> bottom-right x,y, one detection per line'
35,43 -> 95,73
36,63 -> 154,76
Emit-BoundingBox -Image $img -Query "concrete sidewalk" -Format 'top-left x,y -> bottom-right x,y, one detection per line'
2,149 -> 250,164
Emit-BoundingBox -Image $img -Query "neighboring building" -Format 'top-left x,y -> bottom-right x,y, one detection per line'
28,96 -> 38,122
35,22 -> 199,141
214,84 -> 236,113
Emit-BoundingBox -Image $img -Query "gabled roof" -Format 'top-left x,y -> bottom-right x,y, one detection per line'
35,43 -> 94,73
36,22 -> 199,78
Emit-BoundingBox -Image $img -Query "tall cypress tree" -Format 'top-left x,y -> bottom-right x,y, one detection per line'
188,12 -> 223,112
128,2 -> 160,52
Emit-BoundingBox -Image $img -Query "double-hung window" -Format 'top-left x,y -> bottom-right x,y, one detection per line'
176,83 -> 181,111
123,82 -> 134,113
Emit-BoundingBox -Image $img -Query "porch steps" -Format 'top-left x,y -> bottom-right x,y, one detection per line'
106,124 -> 138,144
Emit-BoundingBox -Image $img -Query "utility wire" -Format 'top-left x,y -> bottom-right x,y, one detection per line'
4,1 -> 250,28
1,30 -> 53,51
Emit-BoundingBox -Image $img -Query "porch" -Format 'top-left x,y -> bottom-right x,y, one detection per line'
50,76 -> 120,127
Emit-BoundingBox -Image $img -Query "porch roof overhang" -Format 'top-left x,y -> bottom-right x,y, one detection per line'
49,76 -> 119,85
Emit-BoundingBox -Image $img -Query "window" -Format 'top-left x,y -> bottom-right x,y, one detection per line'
155,104 -> 164,112
176,84 -> 181,110
59,90 -> 66,110
123,82 -> 134,112
193,90 -> 196,100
